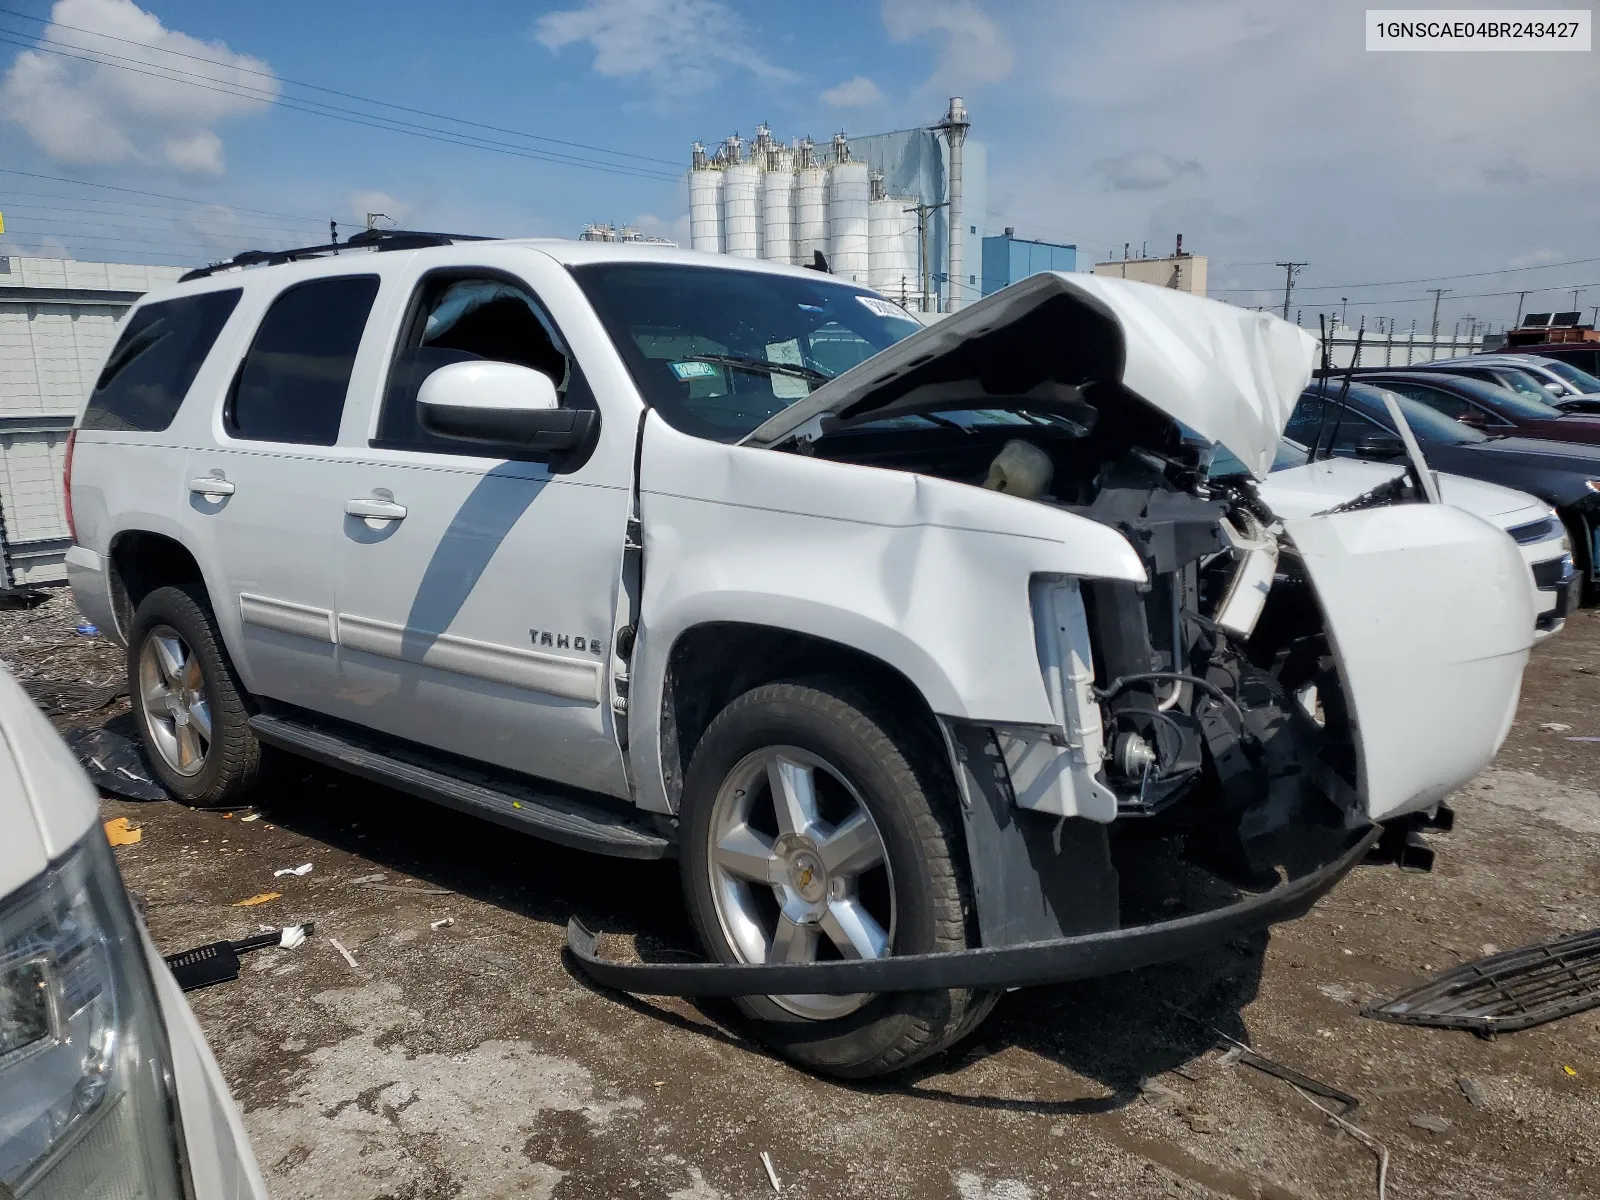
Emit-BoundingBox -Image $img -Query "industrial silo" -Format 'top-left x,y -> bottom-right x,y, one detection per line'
760,148 -> 796,265
687,141 -> 723,253
827,135 -> 870,284
721,134 -> 761,259
868,189 -> 918,302
794,138 -> 829,267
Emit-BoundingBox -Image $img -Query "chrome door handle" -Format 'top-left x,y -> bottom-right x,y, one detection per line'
188,476 -> 235,497
345,497 -> 408,521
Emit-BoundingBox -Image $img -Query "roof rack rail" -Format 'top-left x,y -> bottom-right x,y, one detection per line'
178,228 -> 495,283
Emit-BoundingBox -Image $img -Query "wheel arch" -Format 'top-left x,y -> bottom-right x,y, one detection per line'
107,527 -> 206,637
638,619 -> 953,818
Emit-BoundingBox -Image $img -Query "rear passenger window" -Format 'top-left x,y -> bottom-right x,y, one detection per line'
228,275 -> 379,445
81,289 -> 240,432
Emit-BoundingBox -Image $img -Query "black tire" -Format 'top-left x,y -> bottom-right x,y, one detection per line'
127,583 -> 262,808
679,678 -> 993,1078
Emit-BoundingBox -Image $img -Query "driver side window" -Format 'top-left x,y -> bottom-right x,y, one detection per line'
373,272 -> 593,454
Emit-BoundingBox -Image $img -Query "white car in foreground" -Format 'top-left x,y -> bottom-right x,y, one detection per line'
66,241 -> 1531,1077
0,669 -> 266,1199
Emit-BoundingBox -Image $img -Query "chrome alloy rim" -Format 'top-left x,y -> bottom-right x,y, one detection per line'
137,627 -> 212,777
706,746 -> 896,1020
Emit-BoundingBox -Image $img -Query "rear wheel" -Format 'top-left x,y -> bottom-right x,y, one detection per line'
679,678 -> 993,1078
128,584 -> 262,807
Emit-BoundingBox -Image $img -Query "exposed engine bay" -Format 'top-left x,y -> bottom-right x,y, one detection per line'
790,390 -> 1369,881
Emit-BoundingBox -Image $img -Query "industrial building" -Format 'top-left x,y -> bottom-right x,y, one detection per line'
578,223 -> 676,246
981,229 -> 1077,296
1093,238 -> 1208,296
685,98 -> 986,312
0,254 -> 182,591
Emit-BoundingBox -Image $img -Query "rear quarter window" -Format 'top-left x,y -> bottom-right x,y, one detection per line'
80,289 -> 242,432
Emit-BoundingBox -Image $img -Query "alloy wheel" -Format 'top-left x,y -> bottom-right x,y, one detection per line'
706,745 -> 896,1019
137,626 -> 212,777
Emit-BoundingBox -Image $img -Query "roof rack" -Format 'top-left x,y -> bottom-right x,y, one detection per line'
178,227 -> 495,282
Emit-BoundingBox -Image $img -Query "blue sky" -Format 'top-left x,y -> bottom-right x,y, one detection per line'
1,0 -> 1597,331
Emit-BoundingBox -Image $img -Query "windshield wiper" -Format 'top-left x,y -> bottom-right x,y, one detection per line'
686,353 -> 833,384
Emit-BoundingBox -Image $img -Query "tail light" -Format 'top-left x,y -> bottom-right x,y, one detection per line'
62,428 -> 76,542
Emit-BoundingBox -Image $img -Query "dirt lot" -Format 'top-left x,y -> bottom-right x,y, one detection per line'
7,591 -> 1598,1200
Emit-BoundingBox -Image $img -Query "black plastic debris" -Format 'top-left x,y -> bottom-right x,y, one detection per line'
64,727 -> 165,800
24,677 -> 124,715
1363,927 -> 1600,1035
164,924 -> 315,993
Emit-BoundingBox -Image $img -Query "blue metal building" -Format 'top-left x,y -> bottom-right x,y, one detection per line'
981,229 -> 1077,296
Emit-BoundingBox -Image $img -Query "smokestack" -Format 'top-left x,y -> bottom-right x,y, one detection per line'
1175,233 -> 1183,257
939,97 -> 970,311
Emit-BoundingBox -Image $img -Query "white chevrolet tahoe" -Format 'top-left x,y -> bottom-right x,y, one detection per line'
0,667 -> 267,1199
65,233 -> 1533,1078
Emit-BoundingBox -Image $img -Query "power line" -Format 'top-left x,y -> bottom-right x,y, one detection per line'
0,167 -> 361,227
1275,262 -> 1307,320
0,24 -> 682,184
1212,255 -> 1600,295
0,6 -> 681,170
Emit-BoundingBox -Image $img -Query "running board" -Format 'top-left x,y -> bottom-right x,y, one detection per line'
248,712 -> 672,860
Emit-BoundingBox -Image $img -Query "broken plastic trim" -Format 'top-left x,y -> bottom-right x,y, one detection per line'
566,827 -> 1380,998
1362,927 -> 1600,1035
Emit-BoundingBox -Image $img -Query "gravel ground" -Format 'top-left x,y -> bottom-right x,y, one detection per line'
8,590 -> 1598,1199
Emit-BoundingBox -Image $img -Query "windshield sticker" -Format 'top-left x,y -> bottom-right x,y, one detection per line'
669,360 -> 720,380
857,295 -> 913,321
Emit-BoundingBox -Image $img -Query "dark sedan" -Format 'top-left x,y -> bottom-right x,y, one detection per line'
1290,381 -> 1600,591
1338,370 -> 1600,445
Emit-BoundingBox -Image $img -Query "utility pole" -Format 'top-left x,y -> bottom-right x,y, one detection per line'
1513,290 -> 1530,326
903,200 -> 948,313
1427,287 -> 1450,341
1591,305 -> 1599,327
1340,297 -> 1348,327
1275,262 -> 1307,321
1572,288 -> 1583,310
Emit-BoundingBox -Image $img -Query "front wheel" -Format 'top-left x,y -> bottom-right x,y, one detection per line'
679,679 -> 994,1078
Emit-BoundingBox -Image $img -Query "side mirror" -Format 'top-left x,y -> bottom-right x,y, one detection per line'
1556,397 -> 1600,415
1352,433 -> 1405,461
417,361 -> 594,452
1543,381 -> 1566,394
1456,409 -> 1488,429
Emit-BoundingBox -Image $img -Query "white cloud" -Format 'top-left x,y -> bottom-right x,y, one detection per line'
821,75 -> 885,109
881,0 -> 1013,93
0,0 -> 277,175
1509,248 -> 1561,269
534,0 -> 795,97
629,211 -> 691,244
1090,151 -> 1202,192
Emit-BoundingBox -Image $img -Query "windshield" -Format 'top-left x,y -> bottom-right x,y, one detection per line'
1208,438 -> 1311,478
572,262 -> 922,441
1489,367 -> 1563,401
1543,359 -> 1600,394
1382,390 -> 1489,444
1476,381 -> 1565,420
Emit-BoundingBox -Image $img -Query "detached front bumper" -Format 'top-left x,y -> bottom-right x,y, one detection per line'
566,825 -> 1379,997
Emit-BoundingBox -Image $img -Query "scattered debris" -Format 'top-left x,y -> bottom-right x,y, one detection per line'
1163,1001 -> 1360,1115
1566,736 -> 1600,743
164,923 -> 315,992
240,813 -> 261,822
1564,1064 -> 1578,1078
759,1151 -> 781,1193
274,862 -> 314,877
329,937 -> 360,971
1539,722 -> 1573,732
1289,1084 -> 1390,1200
75,622 -> 99,637
1458,1076 -> 1487,1108
102,816 -> 142,846
358,882 -> 453,896
1178,1109 -> 1218,1135
1409,1114 -> 1451,1133
1363,928 -> 1600,1034
349,873 -> 385,885
234,892 -> 281,907
23,677 -> 124,714
65,728 -> 164,800
429,917 -> 454,930
1138,1078 -> 1183,1105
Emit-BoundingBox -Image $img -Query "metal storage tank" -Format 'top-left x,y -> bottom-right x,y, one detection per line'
794,138 -> 829,267
760,159 -> 796,265
722,160 -> 761,259
687,143 -> 723,253
868,196 -> 918,301
827,161 -> 871,284
0,255 -> 183,591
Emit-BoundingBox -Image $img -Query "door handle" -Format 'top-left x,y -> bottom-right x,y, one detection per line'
346,497 -> 408,521
188,476 -> 235,497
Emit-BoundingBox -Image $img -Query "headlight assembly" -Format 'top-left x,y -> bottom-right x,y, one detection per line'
0,831 -> 187,1198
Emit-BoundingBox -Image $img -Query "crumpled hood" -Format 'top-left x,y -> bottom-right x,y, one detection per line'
743,271 -> 1320,480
